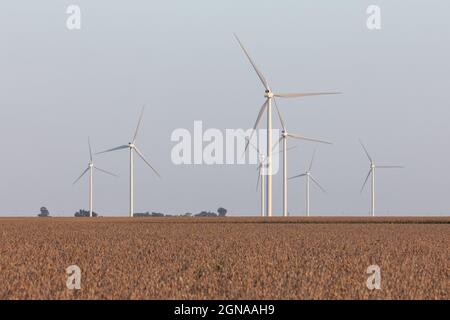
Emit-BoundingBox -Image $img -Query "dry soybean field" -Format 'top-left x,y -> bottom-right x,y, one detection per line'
0,217 -> 448,300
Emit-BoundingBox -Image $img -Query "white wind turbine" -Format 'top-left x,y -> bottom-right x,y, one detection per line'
359,140 -> 403,217
234,33 -> 341,217
272,104 -> 331,216
73,138 -> 118,217
245,136 -> 297,217
248,138 -> 266,217
97,106 -> 161,217
289,150 -> 327,216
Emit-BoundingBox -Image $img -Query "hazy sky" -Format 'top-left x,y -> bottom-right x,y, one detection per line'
1,1 -> 449,216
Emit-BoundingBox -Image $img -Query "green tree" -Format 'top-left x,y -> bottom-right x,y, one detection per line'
217,207 -> 227,217
38,207 -> 50,217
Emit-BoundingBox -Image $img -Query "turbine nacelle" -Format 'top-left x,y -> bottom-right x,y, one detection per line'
264,90 -> 274,98
128,143 -> 135,149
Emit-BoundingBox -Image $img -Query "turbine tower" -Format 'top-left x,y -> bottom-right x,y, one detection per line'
359,140 -> 403,217
234,33 -> 340,217
273,104 -> 331,216
73,138 -> 118,217
97,106 -> 161,217
289,150 -> 327,216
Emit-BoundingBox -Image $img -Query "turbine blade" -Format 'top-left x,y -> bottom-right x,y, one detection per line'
73,167 -> 89,185
310,175 -> 327,193
244,136 -> 261,156
244,100 -> 268,153
134,146 -> 161,178
95,145 -> 129,155
286,146 -> 297,153
288,173 -> 306,180
359,139 -> 373,163
94,166 -> 119,178
274,92 -> 341,98
88,137 -> 93,162
287,133 -> 332,145
377,165 -> 404,169
133,105 -> 145,143
256,166 -> 261,191
309,149 -> 316,172
274,145 -> 296,155
271,136 -> 283,153
360,169 -> 372,193
233,34 -> 270,90
273,98 -> 286,131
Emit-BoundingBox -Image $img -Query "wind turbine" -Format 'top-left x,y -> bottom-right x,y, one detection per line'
244,136 -> 267,216
96,106 -> 161,217
273,104 -> 331,216
289,150 -> 327,216
73,138 -> 118,217
359,140 -> 403,217
234,33 -> 341,217
246,136 -> 296,217
255,152 -> 267,217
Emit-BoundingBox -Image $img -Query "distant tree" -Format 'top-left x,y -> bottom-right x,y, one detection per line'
133,212 -> 150,217
133,212 -> 164,217
195,211 -> 217,217
38,207 -> 50,217
74,209 -> 98,217
151,212 -> 164,217
217,207 -> 227,217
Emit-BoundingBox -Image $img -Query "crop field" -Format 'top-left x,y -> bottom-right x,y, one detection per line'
0,217 -> 448,300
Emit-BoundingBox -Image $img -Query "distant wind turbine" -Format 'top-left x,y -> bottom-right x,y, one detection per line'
244,136 -> 267,216
359,140 -> 403,217
289,150 -> 327,216
73,138 -> 118,217
273,104 -> 331,216
246,136 -> 297,217
234,33 -> 341,217
96,106 -> 161,217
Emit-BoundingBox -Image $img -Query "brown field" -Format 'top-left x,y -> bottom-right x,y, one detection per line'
0,217 -> 448,300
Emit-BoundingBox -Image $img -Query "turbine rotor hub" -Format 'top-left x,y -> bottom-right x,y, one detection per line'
264,90 -> 274,98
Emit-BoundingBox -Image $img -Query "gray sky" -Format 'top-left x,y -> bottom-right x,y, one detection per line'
1,1 -> 449,216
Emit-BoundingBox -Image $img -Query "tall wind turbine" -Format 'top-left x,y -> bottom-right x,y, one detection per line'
359,140 -> 403,217
273,104 -> 331,216
73,138 -> 118,217
97,106 -> 161,217
234,33 -> 341,217
289,150 -> 327,216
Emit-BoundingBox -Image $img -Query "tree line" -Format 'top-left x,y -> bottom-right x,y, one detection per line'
37,207 -> 227,217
